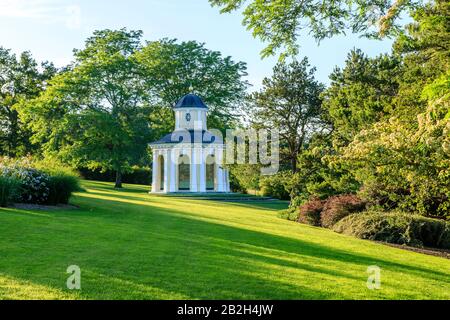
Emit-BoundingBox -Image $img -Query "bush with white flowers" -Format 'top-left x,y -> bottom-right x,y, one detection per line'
0,157 -> 80,206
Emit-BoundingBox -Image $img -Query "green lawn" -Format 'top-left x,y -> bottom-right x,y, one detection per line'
0,180 -> 449,300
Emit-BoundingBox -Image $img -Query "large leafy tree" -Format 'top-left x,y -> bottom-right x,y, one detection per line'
393,0 -> 449,118
0,48 -> 56,156
209,0 -> 422,57
249,58 -> 326,172
20,29 -> 151,188
135,38 -> 248,136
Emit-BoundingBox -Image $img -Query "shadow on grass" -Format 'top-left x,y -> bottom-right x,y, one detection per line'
83,188 -> 288,212
0,186 -> 449,299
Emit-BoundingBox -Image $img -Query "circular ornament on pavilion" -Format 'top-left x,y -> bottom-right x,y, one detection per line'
185,113 -> 191,122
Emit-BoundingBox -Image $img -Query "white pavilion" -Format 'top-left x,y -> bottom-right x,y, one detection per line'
149,94 -> 230,193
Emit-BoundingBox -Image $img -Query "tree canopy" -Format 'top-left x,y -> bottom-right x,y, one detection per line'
209,0 -> 423,57
249,57 -> 325,172
0,48 -> 56,157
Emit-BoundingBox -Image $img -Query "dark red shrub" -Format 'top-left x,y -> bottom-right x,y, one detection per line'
320,194 -> 366,228
298,198 -> 325,226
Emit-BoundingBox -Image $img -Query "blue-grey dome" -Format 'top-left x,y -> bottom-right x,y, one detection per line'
174,94 -> 208,109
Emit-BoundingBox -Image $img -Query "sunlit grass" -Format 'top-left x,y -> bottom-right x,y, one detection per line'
0,180 -> 449,299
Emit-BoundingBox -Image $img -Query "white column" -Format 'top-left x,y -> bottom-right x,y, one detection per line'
216,148 -> 224,192
217,167 -> 224,192
151,150 -> 158,193
225,169 -> 230,192
191,147 -> 198,192
199,148 -> 206,192
169,149 -> 176,192
163,149 -> 169,193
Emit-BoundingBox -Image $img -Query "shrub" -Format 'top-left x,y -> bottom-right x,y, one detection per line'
46,172 -> 81,205
0,157 -> 81,205
334,211 -> 450,249
278,209 -> 299,221
298,198 -> 325,226
320,194 -> 366,228
78,166 -> 151,185
259,173 -> 290,200
14,168 -> 51,204
0,175 -> 20,207
34,161 -> 82,205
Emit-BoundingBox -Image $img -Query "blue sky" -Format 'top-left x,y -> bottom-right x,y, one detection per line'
0,0 -> 395,89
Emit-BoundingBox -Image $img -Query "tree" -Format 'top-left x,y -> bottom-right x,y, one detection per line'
209,0 -> 422,57
135,39 -> 249,135
0,48 -> 56,156
249,58 -> 325,172
337,0 -> 450,217
393,0 -> 449,119
322,49 -> 400,145
341,72 -> 449,217
20,29 -> 151,188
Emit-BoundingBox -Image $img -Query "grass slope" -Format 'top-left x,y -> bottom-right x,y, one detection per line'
0,180 -> 449,300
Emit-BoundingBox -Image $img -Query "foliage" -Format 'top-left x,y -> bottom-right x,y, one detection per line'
297,198 -> 325,226
16,31 -> 249,187
10,167 -> 50,204
0,157 -> 80,205
18,29 -> 151,188
249,58 -> 326,172
0,48 -> 56,157
228,164 -> 261,194
259,172 -> 291,200
209,0 -> 421,57
46,173 -> 81,205
320,194 -> 367,228
291,1 -> 450,219
392,0 -> 450,118
341,72 -> 450,217
334,211 -> 450,249
0,175 -> 20,207
277,209 -> 299,222
135,38 -> 249,132
322,49 -> 400,144
294,134 -> 360,202
78,165 -> 151,185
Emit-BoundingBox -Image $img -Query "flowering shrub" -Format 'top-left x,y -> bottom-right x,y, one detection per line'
0,157 -> 80,205
15,168 -> 51,204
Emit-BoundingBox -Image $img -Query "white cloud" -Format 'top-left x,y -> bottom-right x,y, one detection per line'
0,0 -> 81,29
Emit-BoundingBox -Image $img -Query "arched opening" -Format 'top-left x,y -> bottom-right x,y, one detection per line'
158,155 -> 164,191
178,154 -> 190,191
206,154 -> 216,191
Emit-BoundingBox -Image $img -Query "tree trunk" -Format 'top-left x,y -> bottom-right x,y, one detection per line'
291,156 -> 298,173
114,170 -> 123,188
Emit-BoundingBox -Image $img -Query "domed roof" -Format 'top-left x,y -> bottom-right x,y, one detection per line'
174,94 -> 208,109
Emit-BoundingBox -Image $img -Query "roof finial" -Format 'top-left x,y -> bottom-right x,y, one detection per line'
189,84 -> 194,93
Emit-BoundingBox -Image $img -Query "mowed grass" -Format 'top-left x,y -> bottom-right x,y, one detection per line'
0,180 -> 449,300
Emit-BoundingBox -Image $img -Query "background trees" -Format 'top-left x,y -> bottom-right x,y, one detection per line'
14,29 -> 249,188
19,29 -> 150,188
136,39 -> 248,135
0,48 -> 56,157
